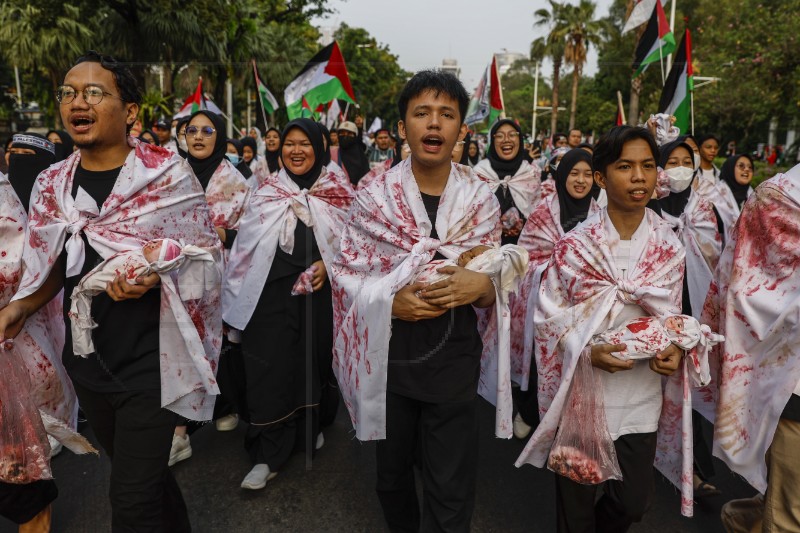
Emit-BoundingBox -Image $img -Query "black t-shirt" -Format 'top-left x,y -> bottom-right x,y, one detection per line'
387,192 -> 484,403
61,165 -> 162,392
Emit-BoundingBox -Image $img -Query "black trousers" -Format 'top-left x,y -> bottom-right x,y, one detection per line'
74,383 -> 191,533
376,392 -> 479,533
515,362 -> 540,428
692,410 -> 715,480
555,432 -> 657,533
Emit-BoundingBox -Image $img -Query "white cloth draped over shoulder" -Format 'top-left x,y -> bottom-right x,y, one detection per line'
708,167 -> 800,494
222,166 -> 355,330
12,140 -> 224,421
331,158 -> 531,441
473,159 -> 542,219
511,194 -> 600,388
205,158 -> 250,230
333,159 -> 527,440
694,174 -> 740,241
0,174 -> 76,429
514,208 -> 706,517
660,192 -> 722,319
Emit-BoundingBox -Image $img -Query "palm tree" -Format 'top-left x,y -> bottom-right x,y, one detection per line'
561,0 -> 607,130
534,0 -> 607,133
533,1 -> 569,138
0,3 -> 93,125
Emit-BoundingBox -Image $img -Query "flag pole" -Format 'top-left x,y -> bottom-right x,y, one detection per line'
659,44 -> 665,85
531,61 -> 540,140
344,102 -> 351,121
666,0 -> 677,73
690,91 -> 695,136
252,60 -> 270,132
617,91 -> 627,125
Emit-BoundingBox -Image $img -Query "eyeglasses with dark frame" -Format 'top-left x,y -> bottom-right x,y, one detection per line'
185,125 -> 216,139
56,85 -> 123,106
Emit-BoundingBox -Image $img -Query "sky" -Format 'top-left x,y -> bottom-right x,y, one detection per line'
312,0 -> 616,93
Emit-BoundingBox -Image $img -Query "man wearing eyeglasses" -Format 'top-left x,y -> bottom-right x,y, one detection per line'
0,50 -> 223,533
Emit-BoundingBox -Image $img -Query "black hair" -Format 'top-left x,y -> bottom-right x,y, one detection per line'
553,132 -> 567,141
569,128 -> 582,135
697,133 -> 721,146
397,69 -> 469,123
74,50 -> 142,106
593,125 -> 659,177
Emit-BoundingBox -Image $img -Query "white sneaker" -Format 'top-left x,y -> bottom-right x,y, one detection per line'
241,464 -> 277,490
48,435 -> 63,458
513,412 -> 532,439
315,432 -> 325,450
168,434 -> 192,466
215,413 -> 239,432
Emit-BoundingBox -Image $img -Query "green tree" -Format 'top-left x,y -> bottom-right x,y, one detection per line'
0,2 -> 92,125
532,1 -> 568,137
334,23 -> 410,130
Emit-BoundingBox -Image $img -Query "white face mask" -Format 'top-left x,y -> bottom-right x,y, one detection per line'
693,152 -> 701,169
666,166 -> 695,193
178,136 -> 188,152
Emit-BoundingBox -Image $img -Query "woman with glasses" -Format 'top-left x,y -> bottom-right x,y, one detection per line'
473,119 -> 542,245
168,110 -> 250,466
222,118 -> 355,490
719,154 -> 756,211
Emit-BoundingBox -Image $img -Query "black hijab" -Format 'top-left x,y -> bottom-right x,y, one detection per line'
186,111 -> 227,190
458,133 -> 472,166
8,133 -> 56,212
487,119 -> 525,178
227,138 -> 253,179
315,122 -> 333,166
138,129 -> 160,146
720,154 -> 754,208
337,128 -> 371,186
46,130 -> 74,162
554,148 -> 597,233
264,127 -> 282,173
391,140 -> 406,168
467,140 -> 480,166
280,118 -> 325,188
175,116 -> 191,159
657,140 -> 696,218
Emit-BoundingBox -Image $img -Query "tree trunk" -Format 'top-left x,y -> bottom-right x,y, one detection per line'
569,65 -> 580,130
50,70 -> 62,129
550,59 -> 561,138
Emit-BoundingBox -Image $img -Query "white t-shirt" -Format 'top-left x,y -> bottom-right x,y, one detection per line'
597,217 -> 663,440
699,166 -> 718,187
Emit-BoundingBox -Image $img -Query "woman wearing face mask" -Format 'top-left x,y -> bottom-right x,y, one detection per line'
511,149 -> 601,438
226,139 -> 254,182
169,111 -> 251,465
657,139 -> 725,502
221,118 -> 355,490
719,154 -> 755,210
473,119 -> 543,244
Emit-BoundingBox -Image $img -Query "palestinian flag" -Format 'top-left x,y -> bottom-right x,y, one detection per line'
465,56 -> 505,126
658,28 -> 693,135
173,78 -> 222,119
253,61 -> 279,115
631,0 -> 675,78
285,41 -> 356,120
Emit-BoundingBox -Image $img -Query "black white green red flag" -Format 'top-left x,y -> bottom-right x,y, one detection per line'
284,42 -> 356,120
631,0 -> 675,78
658,28 -> 693,135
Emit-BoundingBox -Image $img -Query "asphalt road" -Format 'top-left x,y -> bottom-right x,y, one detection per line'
1,398 -> 754,532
